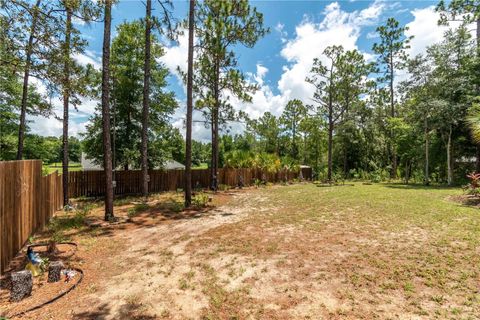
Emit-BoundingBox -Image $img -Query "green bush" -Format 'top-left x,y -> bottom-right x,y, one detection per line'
193,192 -> 209,208
218,184 -> 230,191
127,203 -> 149,218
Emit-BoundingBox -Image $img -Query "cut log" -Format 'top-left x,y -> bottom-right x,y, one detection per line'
48,261 -> 64,283
10,270 -> 32,302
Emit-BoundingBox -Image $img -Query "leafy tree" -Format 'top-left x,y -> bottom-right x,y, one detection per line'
307,46 -> 370,181
141,0 -> 175,198
280,99 -> 307,160
249,112 -> 281,154
428,27 -> 475,185
83,21 -> 178,170
372,18 -> 412,178
437,0 -> 480,172
193,0 -> 268,190
1,0 -> 61,159
48,0 -> 100,205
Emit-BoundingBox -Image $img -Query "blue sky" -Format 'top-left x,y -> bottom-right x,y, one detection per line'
30,0 -> 451,141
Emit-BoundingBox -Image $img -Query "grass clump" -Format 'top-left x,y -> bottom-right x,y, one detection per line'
193,192 -> 209,208
127,202 -> 150,218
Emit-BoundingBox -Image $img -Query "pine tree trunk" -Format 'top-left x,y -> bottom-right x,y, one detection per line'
17,0 -> 42,160
447,125 -> 453,186
62,6 -> 72,207
102,0 -> 114,221
211,60 -> 220,191
327,120 -> 333,182
424,117 -> 430,186
141,0 -> 152,199
184,0 -> 195,207
390,51 -> 397,179
476,18 -> 480,173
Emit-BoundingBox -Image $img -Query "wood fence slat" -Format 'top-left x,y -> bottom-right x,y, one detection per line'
0,160 -> 63,275
65,167 -> 312,198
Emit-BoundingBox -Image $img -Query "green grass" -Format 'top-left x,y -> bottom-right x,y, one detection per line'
192,163 -> 209,169
188,182 -> 480,318
44,162 -> 82,174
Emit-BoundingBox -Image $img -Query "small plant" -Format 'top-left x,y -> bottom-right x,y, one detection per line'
218,184 -> 229,191
127,202 -> 149,218
192,192 -> 209,208
254,178 -> 265,188
464,172 -> 480,197
169,199 -> 185,212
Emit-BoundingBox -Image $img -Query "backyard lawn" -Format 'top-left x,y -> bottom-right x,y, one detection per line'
2,182 -> 480,319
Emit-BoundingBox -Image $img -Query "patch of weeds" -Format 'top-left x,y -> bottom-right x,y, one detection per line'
169,199 -> 185,212
179,278 -> 189,290
218,184 -> 230,191
127,203 -> 150,219
114,196 -> 136,206
48,203 -> 92,234
403,281 -> 415,293
86,283 -> 97,293
450,307 -> 461,315
160,309 -> 171,318
193,192 -> 209,208
430,294 -> 445,304
179,270 -> 196,290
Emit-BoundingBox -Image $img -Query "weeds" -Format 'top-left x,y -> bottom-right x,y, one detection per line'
127,203 -> 150,218
193,192 -> 209,208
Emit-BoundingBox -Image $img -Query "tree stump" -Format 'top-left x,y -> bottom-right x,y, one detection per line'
10,270 -> 32,302
47,240 -> 60,255
48,261 -> 64,283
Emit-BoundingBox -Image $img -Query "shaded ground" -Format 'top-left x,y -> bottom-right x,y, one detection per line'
2,183 -> 480,319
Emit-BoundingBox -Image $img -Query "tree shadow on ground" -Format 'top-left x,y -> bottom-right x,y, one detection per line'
74,301 -> 157,320
383,183 -> 458,190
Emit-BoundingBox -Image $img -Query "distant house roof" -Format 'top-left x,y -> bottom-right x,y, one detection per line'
81,152 -> 102,171
163,160 -> 185,170
81,153 -> 185,171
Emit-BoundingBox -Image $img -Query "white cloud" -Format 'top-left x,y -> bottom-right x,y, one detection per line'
405,6 -> 449,58
72,16 -> 86,26
29,0 -> 389,140
254,64 -> 268,86
278,0 -> 384,104
275,22 -> 288,43
159,30 -> 190,88
73,50 -> 101,69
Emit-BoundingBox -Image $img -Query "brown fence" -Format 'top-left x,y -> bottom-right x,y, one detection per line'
68,167 -> 312,198
0,160 -> 63,274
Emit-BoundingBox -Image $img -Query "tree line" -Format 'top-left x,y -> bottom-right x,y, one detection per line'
2,0 -> 480,220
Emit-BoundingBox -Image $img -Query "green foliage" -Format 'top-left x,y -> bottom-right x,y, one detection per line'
127,203 -> 150,218
82,20 -> 179,170
192,192 -> 209,208
464,173 -> 480,197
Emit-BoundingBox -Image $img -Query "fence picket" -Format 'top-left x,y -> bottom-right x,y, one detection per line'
0,160 -> 63,274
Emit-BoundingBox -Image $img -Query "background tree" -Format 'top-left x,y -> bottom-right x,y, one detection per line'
437,0 -> 480,172
280,99 -> 307,160
141,0 -> 174,198
1,0 -> 60,159
101,0 -> 114,221
83,21 -> 178,170
194,0 -> 268,190
372,17 -> 412,179
185,0 -> 195,207
307,46 -> 371,181
49,0 -> 100,206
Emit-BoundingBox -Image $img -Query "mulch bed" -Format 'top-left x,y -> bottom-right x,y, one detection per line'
0,243 -> 80,319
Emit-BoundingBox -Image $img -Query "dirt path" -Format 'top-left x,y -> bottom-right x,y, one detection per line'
72,191 -> 264,319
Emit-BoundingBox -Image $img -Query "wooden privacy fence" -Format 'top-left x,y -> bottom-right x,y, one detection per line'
68,167 -> 312,198
0,160 -> 63,274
